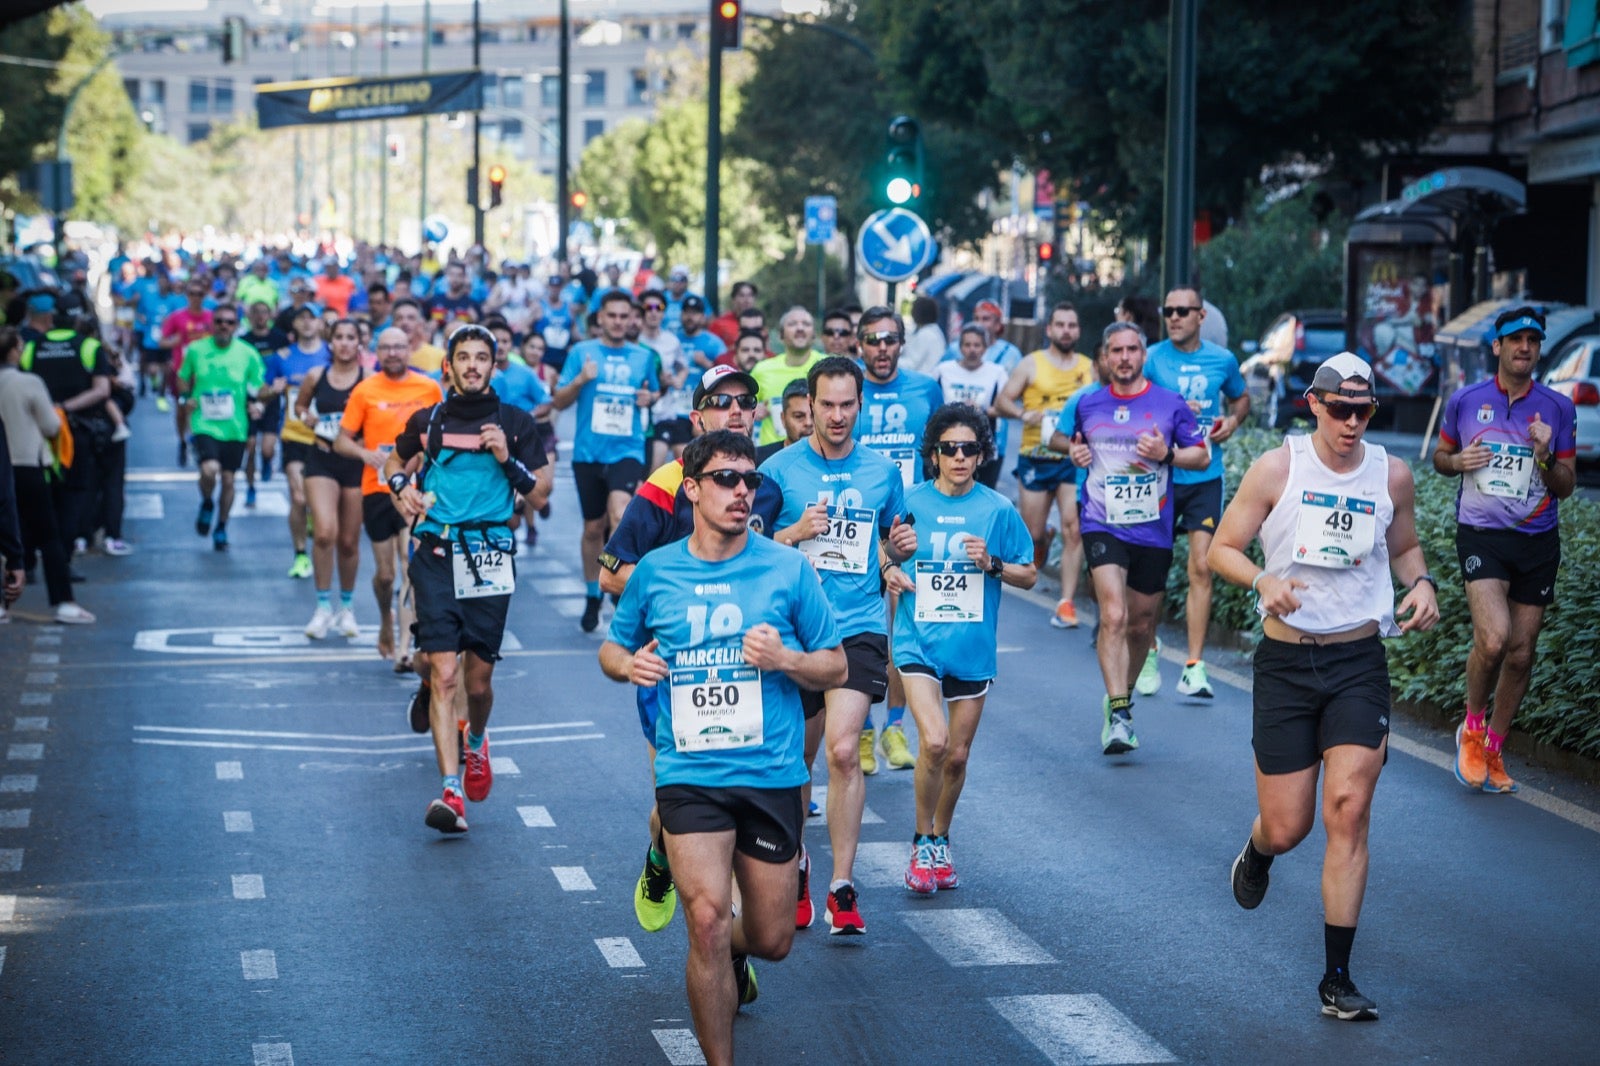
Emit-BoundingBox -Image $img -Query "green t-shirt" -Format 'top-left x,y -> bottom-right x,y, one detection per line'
178,337 -> 265,443
750,349 -> 825,445
235,275 -> 280,312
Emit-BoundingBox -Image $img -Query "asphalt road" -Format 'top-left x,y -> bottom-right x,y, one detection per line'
3,400 -> 1599,1065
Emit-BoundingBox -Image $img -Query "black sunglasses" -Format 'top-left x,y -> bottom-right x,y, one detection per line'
860,331 -> 903,346
1160,305 -> 1201,318
642,303 -> 665,312
822,327 -> 853,337
936,440 -> 983,458
212,317 -> 238,326
696,468 -> 764,491
1318,396 -> 1378,422
698,393 -> 758,411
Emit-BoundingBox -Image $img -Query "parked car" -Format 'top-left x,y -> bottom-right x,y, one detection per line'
1541,333 -> 1600,468
1433,299 -> 1600,385
1239,309 -> 1347,428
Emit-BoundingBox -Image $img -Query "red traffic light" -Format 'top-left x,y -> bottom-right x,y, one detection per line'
571,190 -> 589,209
713,0 -> 743,48
1037,241 -> 1055,263
487,164 -> 507,184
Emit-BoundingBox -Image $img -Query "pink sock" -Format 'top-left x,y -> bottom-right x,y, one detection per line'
1465,709 -> 1487,733
1485,727 -> 1506,754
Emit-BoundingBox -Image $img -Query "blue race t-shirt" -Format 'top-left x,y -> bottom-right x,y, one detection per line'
1145,338 -> 1246,485
892,480 -> 1032,681
857,369 -> 945,487
1073,381 -> 1205,548
491,359 -> 551,413
1060,380 -> 1103,490
608,536 -> 840,789
680,330 -> 728,369
760,439 -> 907,638
1439,377 -> 1577,534
558,339 -> 660,464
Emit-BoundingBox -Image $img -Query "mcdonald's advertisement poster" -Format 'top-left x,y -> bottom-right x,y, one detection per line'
1353,247 -> 1446,397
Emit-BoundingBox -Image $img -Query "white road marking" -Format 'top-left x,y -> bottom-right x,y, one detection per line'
0,850 -> 20,873
989,994 -> 1176,1065
809,785 -> 883,825
0,810 -> 29,829
490,756 -> 520,776
517,805 -> 554,828
251,1042 -> 294,1066
651,1029 -> 706,1065
0,777 -> 37,793
552,866 -> 595,891
133,625 -> 523,657
240,949 -> 278,980
32,635 -> 61,647
13,718 -> 48,732
123,492 -> 165,520
900,909 -> 1056,967
595,937 -> 645,968
28,654 -> 57,666
23,673 -> 56,686
232,874 -> 265,900
846,841 -> 919,888
0,896 -> 15,921
137,721 -> 595,742
216,761 -> 244,780
223,811 -> 254,833
38,626 -> 63,634
18,694 -> 51,706
133,734 -> 603,755
6,745 -> 43,762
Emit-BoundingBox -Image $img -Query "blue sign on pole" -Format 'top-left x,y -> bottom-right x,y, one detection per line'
856,208 -> 935,284
804,195 -> 837,244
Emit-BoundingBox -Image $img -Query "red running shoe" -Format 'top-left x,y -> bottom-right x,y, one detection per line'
425,788 -> 468,834
825,882 -> 865,935
463,728 -> 493,802
796,851 -> 814,929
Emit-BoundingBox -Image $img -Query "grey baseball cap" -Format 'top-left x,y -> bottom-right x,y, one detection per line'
1308,352 -> 1375,398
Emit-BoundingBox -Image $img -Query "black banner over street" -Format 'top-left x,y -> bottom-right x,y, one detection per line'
255,69 -> 484,129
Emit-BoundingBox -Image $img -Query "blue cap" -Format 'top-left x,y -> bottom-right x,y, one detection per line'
26,293 -> 56,314
1495,314 -> 1546,340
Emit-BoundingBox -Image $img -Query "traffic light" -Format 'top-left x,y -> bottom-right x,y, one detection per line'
570,190 -> 589,213
884,115 -> 923,206
1036,241 -> 1055,267
713,0 -> 743,50
221,16 -> 247,64
487,164 -> 506,209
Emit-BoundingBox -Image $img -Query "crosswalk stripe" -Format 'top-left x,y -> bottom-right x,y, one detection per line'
901,908 -> 1055,967
240,949 -> 278,980
517,805 -> 554,827
251,1042 -> 294,1066
651,1029 -> 706,1065
595,937 -> 645,968
552,866 -> 595,891
989,994 -> 1176,1065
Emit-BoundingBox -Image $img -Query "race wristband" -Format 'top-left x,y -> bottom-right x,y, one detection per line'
387,473 -> 410,496
1251,572 -> 1266,595
1411,574 -> 1437,592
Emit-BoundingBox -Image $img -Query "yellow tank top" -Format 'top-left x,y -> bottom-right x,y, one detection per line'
1021,350 -> 1094,456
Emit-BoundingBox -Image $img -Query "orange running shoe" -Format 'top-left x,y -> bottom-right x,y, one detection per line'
1051,599 -> 1079,629
1483,748 -> 1519,793
1454,722 -> 1487,790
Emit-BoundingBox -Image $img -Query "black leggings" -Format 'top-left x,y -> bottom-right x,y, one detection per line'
14,466 -> 73,606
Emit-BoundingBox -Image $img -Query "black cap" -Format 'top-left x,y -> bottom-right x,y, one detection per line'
682,295 -> 707,313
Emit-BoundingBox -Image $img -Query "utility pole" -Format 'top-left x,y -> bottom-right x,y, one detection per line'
703,0 -> 723,312
350,7 -> 360,245
379,2 -> 389,247
420,0 -> 431,252
556,0 -> 570,265
471,0 -> 484,248
1161,0 -> 1198,296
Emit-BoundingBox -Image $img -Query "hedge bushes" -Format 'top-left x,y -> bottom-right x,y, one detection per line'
1160,428 -> 1600,759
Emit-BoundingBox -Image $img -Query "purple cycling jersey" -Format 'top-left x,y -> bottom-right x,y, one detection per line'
1439,377 -> 1576,534
1073,380 -> 1205,548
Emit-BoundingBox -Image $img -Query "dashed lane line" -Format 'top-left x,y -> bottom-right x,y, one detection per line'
13,718 -> 48,732
989,993 -> 1177,1066
232,875 -> 265,900
552,866 -> 595,892
18,693 -> 50,706
132,734 -> 603,755
241,950 -> 278,981
223,811 -> 254,833
216,761 -> 244,780
595,937 -> 646,968
651,1029 -> 706,1066
0,849 -> 21,873
901,909 -> 1056,967
251,1042 -> 294,1066
518,805 -> 554,828
7,745 -> 43,761
0,776 -> 37,793
0,810 -> 29,829
135,722 -> 596,743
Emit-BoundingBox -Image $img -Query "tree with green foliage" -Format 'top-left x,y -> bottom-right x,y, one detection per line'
855,0 -> 1469,245
1195,189 -> 1346,345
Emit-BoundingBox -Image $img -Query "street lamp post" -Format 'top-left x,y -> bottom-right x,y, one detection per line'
557,0 -> 570,265
1160,0 -> 1198,296
471,0 -> 484,249
704,0 -> 723,312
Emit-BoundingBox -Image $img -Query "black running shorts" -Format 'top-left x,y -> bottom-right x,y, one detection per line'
1082,531 -> 1173,596
1172,477 -> 1224,536
362,493 -> 408,542
572,458 -> 646,521
1456,524 -> 1560,607
407,537 -> 513,662
799,631 -> 888,719
656,784 -> 803,863
304,445 -> 364,490
191,433 -> 246,473
897,662 -> 992,701
1252,635 -> 1391,775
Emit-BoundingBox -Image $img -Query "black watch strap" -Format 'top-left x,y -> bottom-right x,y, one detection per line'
387,472 -> 410,496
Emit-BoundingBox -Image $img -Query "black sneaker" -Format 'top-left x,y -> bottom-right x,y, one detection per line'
1231,839 -> 1269,910
1319,972 -> 1378,1021
580,595 -> 602,633
195,498 -> 215,536
733,954 -> 758,1008
408,684 -> 430,734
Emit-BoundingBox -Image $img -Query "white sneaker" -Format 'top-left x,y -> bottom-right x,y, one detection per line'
73,538 -> 88,556
103,538 -> 134,557
333,607 -> 360,638
111,423 -> 132,442
0,604 -> 10,624
305,605 -> 335,639
54,602 -> 96,624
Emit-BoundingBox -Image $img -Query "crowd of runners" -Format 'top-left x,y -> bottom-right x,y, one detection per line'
0,242 -> 1576,1060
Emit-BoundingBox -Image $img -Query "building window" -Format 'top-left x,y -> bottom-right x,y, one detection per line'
584,118 -> 605,144
148,78 -> 166,105
483,72 -> 500,108
540,75 -> 560,109
501,75 -> 524,110
123,77 -> 139,102
253,75 -> 272,86
214,78 -> 234,114
629,22 -> 651,41
584,70 -> 606,107
188,80 -> 208,113
187,122 -> 212,143
1545,0 -> 1569,52
627,68 -> 649,106
677,21 -> 696,39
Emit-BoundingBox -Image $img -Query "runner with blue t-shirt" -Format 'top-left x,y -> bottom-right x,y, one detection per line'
885,404 -> 1035,895
1060,321 -> 1209,756
1142,286 -> 1250,700
1433,306 -> 1578,795
761,355 -> 918,937
266,308 -> 332,579
553,290 -> 662,633
854,306 -> 946,775
677,295 -> 728,369
601,430 -> 845,1062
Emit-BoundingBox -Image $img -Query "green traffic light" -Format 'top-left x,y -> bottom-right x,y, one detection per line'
886,178 -> 913,205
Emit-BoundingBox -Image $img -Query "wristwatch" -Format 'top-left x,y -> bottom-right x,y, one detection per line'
1411,574 -> 1437,591
987,555 -> 1005,578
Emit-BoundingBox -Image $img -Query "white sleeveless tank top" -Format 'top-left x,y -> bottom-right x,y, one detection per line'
1259,434 -> 1398,637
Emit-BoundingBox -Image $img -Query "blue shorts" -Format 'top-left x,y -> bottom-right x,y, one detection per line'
1015,455 -> 1078,494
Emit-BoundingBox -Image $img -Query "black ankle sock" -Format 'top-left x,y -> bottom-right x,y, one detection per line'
1324,923 -> 1356,978
1245,838 -> 1274,873
1109,695 -> 1132,715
